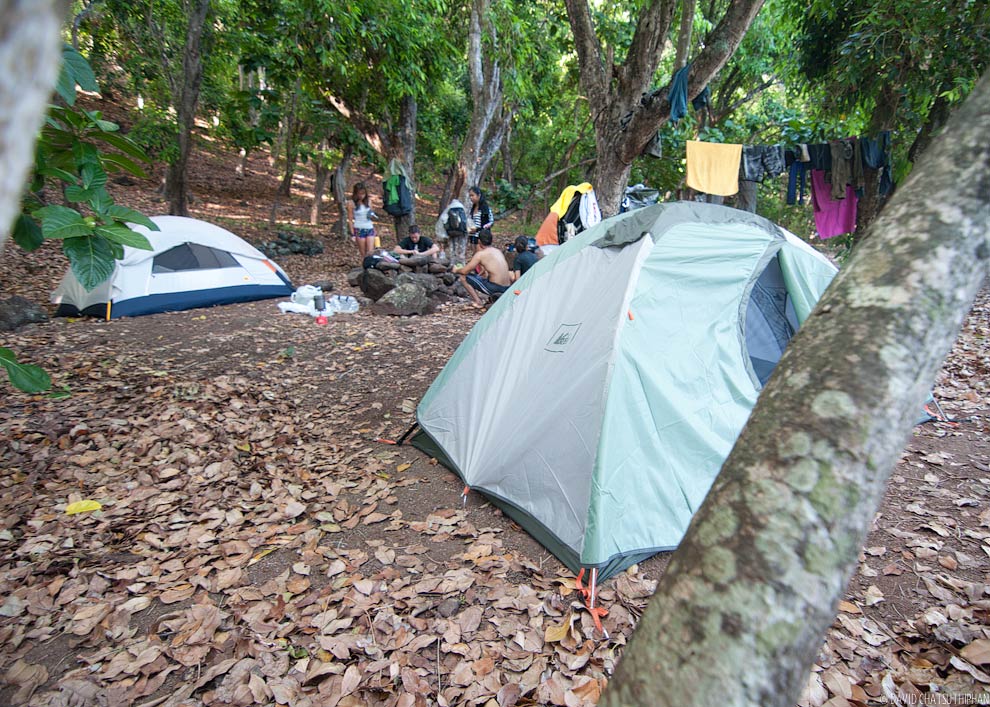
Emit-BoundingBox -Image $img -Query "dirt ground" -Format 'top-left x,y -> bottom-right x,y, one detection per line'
1,116 -> 989,706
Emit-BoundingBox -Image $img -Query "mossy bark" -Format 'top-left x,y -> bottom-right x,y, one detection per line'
602,72 -> 990,707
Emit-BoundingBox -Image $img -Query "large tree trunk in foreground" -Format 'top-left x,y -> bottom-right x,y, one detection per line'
602,71 -> 990,707
564,0 -> 765,216
0,1 -> 67,252
164,0 -> 211,216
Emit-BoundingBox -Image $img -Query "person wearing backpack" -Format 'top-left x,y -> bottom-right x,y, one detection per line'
441,198 -> 469,267
467,186 -> 494,257
347,182 -> 378,262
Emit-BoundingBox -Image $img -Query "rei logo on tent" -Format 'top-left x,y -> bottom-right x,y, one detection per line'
545,323 -> 582,353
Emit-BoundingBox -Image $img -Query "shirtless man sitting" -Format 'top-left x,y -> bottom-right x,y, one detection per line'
454,229 -> 510,308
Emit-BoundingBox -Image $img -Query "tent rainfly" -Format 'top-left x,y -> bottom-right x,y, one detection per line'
412,202 -> 838,581
52,216 -> 293,319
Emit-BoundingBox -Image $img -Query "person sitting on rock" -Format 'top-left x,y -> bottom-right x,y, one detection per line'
510,236 -> 538,282
394,225 -> 439,271
454,229 -> 510,308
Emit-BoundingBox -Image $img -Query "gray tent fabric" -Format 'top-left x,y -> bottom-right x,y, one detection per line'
413,202 -> 838,580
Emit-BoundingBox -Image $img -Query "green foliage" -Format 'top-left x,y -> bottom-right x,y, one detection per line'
17,46 -> 157,291
127,104 -> 180,163
0,348 -> 52,394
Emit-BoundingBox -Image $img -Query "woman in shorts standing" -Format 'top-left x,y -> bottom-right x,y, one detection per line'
347,182 -> 377,261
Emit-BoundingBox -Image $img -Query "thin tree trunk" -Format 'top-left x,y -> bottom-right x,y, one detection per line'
164,0 -> 211,217
454,0 -> 512,205
332,144 -> 353,239
673,0 -> 696,71
311,163 -> 329,226
602,71 -> 990,707
0,0 -> 67,253
500,126 -> 513,185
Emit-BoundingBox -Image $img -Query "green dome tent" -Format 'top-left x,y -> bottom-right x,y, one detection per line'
412,202 -> 838,581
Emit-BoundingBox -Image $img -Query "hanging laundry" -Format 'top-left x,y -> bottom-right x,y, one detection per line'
686,140 -> 742,197
810,169 -> 857,239
829,139 -> 856,200
740,145 -> 786,182
860,131 -> 894,196
736,180 -> 758,212
787,162 -> 809,206
807,144 -> 832,171
668,64 -> 690,122
691,85 -> 711,112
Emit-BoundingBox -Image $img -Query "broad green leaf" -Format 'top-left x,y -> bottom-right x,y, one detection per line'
64,185 -> 94,203
99,152 -> 150,178
94,224 -> 152,250
80,162 -> 108,190
0,348 -> 51,393
63,235 -> 115,290
36,165 -> 79,184
72,141 -> 100,168
88,188 -> 113,215
87,131 -> 152,161
34,205 -> 92,240
12,215 -> 43,251
54,64 -> 76,106
61,45 -> 98,92
107,205 -> 159,232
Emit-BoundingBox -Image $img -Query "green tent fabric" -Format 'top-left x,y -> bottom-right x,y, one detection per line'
412,202 -> 838,580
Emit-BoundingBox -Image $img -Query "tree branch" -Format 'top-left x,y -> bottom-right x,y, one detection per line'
562,0 -> 607,104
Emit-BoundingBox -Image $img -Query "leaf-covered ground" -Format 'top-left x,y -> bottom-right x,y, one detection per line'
1,120 -> 989,706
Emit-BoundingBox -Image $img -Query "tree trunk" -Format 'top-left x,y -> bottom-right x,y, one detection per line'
0,0 -> 67,253
673,0 -> 695,71
164,0 -> 210,217
454,0 -> 513,206
277,80 -> 302,198
384,95 -> 418,243
602,71 -> 990,707
500,126 -> 513,185
310,162 -> 329,226
856,86 -> 899,234
564,0 -> 765,216
332,144 -> 353,239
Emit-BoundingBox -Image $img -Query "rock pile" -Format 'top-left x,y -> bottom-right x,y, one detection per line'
258,231 -> 325,258
347,265 -> 470,316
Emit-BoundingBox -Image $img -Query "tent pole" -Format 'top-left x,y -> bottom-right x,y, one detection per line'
105,301 -> 111,321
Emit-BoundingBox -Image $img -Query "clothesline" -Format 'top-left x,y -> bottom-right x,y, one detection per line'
684,132 -> 894,239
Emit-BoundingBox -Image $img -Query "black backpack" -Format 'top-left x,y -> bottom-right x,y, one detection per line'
383,175 -> 413,216
445,206 -> 467,236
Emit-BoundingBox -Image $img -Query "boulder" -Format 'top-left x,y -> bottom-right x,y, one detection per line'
373,283 -> 433,316
0,295 -> 48,332
346,268 -> 364,287
440,272 -> 457,286
396,272 -> 442,294
358,269 -> 396,301
311,279 -> 334,292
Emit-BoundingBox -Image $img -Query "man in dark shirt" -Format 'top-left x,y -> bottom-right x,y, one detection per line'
510,236 -> 538,282
395,224 -> 439,271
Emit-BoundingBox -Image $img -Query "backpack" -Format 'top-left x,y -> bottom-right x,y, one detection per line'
445,206 -> 467,236
383,175 -> 413,216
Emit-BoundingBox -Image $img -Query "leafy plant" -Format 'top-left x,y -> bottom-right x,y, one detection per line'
14,45 -> 158,293
5,45 -> 158,394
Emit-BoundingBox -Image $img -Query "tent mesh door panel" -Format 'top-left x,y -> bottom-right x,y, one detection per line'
152,243 -> 240,273
745,254 -> 800,385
